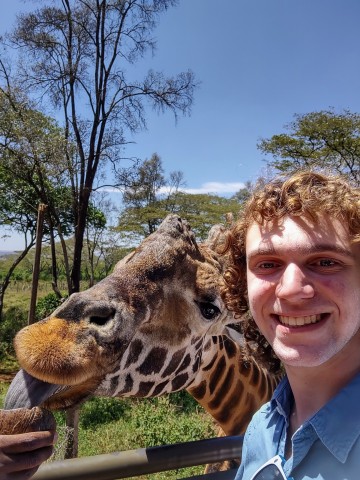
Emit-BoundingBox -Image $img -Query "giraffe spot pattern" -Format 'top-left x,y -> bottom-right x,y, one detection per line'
189,380 -> 207,400
117,374 -> 134,395
209,356 -> 226,395
192,354 -> 201,373
138,381 -> 155,396
171,372 -> 189,391
162,347 -> 186,377
175,353 -> 191,374
203,353 -> 218,372
152,380 -> 171,397
137,347 -> 168,375
125,339 -> 144,368
208,364 -> 235,410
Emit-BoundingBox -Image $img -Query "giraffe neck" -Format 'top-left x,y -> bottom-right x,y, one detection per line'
186,335 -> 280,436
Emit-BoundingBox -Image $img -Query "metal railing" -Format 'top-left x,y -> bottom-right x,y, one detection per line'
33,435 -> 243,480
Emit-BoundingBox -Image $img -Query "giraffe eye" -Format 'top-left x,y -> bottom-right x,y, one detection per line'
196,301 -> 221,321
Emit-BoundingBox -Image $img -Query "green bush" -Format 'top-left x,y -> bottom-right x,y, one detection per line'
35,293 -> 65,320
80,396 -> 130,429
0,306 -> 27,357
168,390 -> 201,414
130,396 -> 215,447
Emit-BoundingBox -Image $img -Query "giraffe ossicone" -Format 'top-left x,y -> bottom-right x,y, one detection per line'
5,214 -> 278,440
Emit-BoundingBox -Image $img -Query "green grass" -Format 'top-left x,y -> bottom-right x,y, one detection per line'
0,383 -> 217,479
0,383 -> 8,402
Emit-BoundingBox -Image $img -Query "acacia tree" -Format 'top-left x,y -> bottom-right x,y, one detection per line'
6,0 -> 197,293
83,197 -> 109,287
0,171 -> 38,320
117,154 -> 241,242
167,191 -> 241,240
0,79 -> 75,296
258,110 -> 360,185
119,153 -> 184,237
117,152 -> 184,240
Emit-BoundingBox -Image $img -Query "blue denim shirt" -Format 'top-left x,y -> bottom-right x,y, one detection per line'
235,372 -> 360,480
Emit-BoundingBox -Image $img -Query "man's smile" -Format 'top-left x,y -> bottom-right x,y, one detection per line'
277,314 -> 323,327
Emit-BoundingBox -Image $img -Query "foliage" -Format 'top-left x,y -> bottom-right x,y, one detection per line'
119,153 -> 185,237
0,383 -> 7,404
168,191 -> 240,241
258,109 -> 360,185
75,393 -> 216,478
129,396 -> 215,447
83,196 -> 115,287
0,88 -> 74,237
35,293 -> 65,321
231,180 -> 253,203
118,155 -> 240,242
0,306 -> 27,357
79,396 -> 130,429
169,389 -> 202,414
0,85 -> 77,304
4,0 -> 197,293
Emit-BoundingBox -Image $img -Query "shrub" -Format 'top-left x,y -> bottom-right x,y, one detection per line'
35,293 -> 65,320
80,396 -> 130,429
168,390 -> 201,414
0,306 -> 27,357
130,396 -> 216,447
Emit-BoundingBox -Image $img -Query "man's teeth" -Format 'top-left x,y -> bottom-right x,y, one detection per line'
278,314 -> 321,326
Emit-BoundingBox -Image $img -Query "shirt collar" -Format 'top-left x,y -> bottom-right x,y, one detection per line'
309,372 -> 360,462
271,376 -> 293,419
271,372 -> 360,463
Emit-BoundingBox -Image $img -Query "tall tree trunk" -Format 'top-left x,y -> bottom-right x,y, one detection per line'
28,204 -> 46,325
57,224 -> 72,296
49,223 -> 62,300
64,407 -> 80,459
70,190 -> 91,294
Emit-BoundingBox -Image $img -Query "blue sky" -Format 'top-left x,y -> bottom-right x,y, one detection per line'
1,0 -> 360,248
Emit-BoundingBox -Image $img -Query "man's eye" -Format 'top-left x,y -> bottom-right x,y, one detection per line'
310,258 -> 344,271
258,262 -> 277,269
316,259 -> 337,267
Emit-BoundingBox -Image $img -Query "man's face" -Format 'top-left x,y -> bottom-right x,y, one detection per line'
246,214 -> 360,368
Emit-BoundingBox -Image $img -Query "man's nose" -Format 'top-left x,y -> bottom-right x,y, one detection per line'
275,263 -> 314,301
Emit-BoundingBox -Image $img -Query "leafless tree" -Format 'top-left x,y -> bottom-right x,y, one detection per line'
6,0 -> 197,292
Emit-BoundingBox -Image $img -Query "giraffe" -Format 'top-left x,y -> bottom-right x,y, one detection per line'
4,215 -> 279,469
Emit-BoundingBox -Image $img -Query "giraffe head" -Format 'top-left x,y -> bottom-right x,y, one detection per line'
6,215 -> 239,411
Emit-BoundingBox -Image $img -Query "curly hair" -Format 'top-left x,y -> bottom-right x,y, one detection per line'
222,171 -> 360,374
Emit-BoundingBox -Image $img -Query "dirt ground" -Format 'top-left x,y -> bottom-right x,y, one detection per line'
0,372 -> 16,383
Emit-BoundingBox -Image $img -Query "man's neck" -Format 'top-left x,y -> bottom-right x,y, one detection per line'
285,330 -> 360,431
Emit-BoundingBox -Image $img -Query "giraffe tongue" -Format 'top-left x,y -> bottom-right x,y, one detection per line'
4,369 -> 62,410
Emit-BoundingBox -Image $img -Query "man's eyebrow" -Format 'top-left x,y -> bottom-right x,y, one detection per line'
246,244 -> 355,259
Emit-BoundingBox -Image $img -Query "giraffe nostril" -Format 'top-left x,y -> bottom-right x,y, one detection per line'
89,308 -> 116,326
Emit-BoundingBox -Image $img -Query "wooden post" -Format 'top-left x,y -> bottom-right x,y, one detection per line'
28,203 -> 47,325
64,407 -> 80,459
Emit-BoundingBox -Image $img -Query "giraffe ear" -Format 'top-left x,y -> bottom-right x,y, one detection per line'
204,213 -> 234,251
224,325 -> 244,346
204,224 -> 227,251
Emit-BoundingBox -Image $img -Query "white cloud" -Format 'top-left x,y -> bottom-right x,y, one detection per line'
100,181 -> 245,196
159,182 -> 245,195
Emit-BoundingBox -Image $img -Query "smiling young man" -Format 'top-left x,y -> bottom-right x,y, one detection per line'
223,171 -> 360,480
